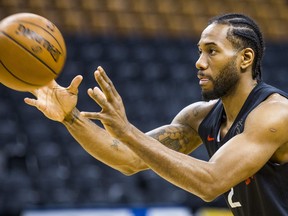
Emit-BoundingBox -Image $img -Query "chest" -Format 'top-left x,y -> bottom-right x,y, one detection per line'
218,114 -> 243,141
219,120 -> 232,140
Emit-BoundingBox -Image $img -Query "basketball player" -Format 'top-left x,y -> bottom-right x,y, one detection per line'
25,14 -> 288,215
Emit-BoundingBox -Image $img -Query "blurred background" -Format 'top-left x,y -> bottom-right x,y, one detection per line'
0,0 -> 287,215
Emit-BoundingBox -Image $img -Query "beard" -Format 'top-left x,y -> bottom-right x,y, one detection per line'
201,60 -> 240,101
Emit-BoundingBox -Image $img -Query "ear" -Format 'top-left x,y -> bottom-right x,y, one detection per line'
240,48 -> 254,71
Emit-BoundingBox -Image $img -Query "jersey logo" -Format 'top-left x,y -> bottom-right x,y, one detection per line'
245,176 -> 254,185
207,135 -> 215,141
235,119 -> 244,135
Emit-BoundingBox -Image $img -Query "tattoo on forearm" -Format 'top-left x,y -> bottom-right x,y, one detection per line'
150,127 -> 191,153
64,109 -> 80,125
111,139 -> 120,150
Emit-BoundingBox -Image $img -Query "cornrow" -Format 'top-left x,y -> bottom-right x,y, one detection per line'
208,13 -> 265,82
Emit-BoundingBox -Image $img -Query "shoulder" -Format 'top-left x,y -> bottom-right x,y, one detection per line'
248,93 -> 288,123
245,93 -> 288,144
172,100 -> 218,131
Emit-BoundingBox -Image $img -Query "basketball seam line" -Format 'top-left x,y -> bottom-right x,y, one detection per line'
1,31 -> 59,76
0,60 -> 42,87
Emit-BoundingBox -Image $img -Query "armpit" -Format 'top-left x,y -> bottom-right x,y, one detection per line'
271,142 -> 288,164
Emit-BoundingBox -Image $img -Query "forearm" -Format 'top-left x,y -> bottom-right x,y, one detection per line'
119,124 -> 218,201
62,109 -> 148,175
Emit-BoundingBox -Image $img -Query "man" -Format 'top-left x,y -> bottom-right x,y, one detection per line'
25,14 -> 288,215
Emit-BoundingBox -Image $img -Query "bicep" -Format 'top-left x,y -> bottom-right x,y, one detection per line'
209,112 -> 287,193
209,133 -> 275,190
146,124 -> 202,154
147,100 -> 217,154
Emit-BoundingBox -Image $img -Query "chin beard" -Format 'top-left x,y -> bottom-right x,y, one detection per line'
201,85 -> 236,101
202,90 -> 221,101
201,61 -> 240,101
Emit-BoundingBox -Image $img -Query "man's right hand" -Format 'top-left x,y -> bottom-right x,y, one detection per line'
24,75 -> 83,122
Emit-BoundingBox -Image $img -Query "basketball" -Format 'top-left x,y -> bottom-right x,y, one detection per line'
0,13 -> 66,91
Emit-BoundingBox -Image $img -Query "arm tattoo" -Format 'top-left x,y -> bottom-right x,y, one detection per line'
192,104 -> 201,117
111,139 -> 120,150
149,127 -> 191,153
64,109 -> 80,125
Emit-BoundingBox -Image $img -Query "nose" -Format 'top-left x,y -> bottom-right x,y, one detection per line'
195,54 -> 208,70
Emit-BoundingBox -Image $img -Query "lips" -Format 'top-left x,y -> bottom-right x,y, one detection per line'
199,78 -> 210,85
197,73 -> 210,86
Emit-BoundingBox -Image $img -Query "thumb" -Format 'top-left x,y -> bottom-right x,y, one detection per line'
67,75 -> 83,94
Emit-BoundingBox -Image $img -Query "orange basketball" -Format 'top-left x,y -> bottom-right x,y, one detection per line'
0,13 -> 66,91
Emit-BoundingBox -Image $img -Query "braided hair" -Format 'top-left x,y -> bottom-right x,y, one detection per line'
208,13 -> 265,82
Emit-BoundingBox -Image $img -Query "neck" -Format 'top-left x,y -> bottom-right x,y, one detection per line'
221,79 -> 258,123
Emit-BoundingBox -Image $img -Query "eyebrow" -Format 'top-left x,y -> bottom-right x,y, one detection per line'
197,42 -> 217,47
197,42 -> 218,47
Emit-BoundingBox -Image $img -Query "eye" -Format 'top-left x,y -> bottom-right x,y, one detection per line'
198,49 -> 202,56
209,48 -> 217,55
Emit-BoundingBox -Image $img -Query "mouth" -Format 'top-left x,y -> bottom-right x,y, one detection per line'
199,78 -> 210,86
197,73 -> 210,86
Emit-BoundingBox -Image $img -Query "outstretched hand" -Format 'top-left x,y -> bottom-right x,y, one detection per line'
81,66 -> 131,139
24,75 -> 83,122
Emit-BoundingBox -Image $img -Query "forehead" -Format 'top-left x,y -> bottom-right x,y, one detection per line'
198,23 -> 233,48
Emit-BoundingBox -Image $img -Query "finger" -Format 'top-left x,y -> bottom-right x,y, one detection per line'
94,69 -> 111,99
80,111 -> 110,123
80,111 -> 101,120
67,75 -> 83,95
24,97 -> 38,107
94,67 -> 119,102
97,66 -> 120,99
87,87 -> 107,108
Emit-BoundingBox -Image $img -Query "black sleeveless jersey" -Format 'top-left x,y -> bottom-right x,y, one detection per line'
198,82 -> 288,216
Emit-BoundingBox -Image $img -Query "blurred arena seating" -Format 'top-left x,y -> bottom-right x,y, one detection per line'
0,0 -> 288,215
0,0 -> 287,41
